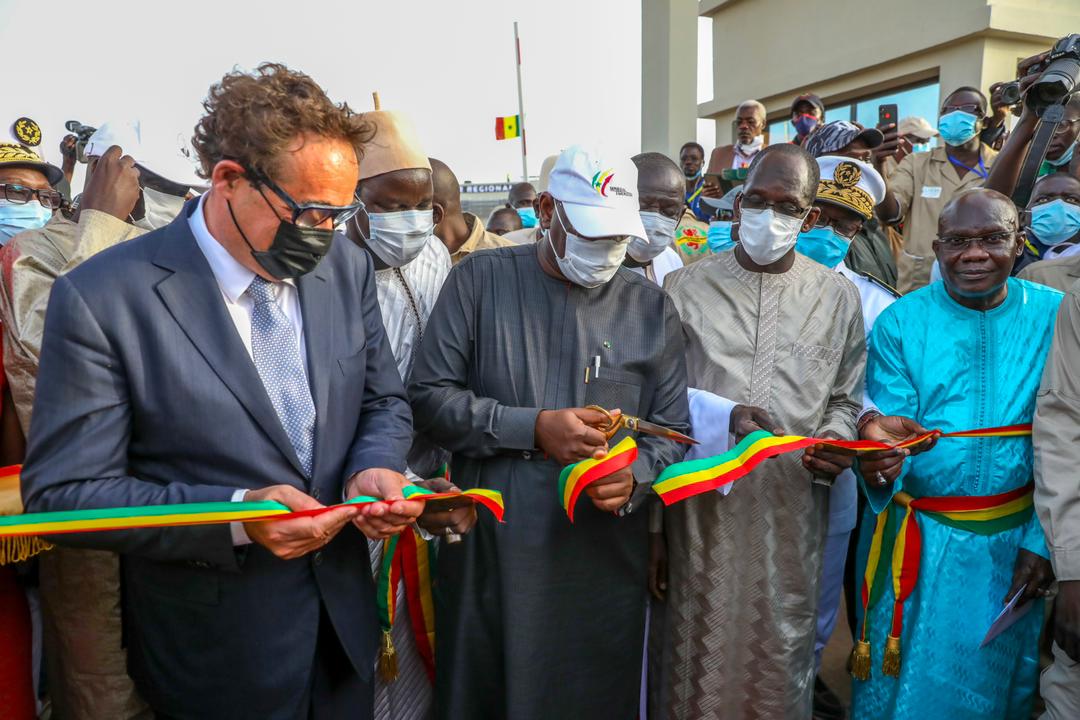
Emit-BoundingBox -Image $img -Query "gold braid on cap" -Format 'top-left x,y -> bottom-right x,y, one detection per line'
817,160 -> 873,220
0,143 -> 43,165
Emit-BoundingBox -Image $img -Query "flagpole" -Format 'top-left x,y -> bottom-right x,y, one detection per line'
514,21 -> 528,182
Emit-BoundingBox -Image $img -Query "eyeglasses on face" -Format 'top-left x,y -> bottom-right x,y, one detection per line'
740,196 -> 808,219
252,173 -> 362,229
934,230 -> 1015,253
0,183 -> 63,210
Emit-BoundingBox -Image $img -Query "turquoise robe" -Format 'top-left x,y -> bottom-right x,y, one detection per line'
852,278 -> 1063,720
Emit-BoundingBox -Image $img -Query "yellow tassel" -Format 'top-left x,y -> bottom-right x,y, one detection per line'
849,640 -> 872,681
0,536 -> 52,565
377,630 -> 398,683
882,634 -> 901,677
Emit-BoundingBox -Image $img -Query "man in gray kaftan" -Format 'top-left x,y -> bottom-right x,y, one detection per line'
658,145 -> 865,719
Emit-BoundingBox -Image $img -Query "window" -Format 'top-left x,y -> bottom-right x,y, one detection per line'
854,83 -> 941,135
764,80 -> 941,147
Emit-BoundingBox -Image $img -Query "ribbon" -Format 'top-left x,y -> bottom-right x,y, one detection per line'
558,437 -> 638,522
851,482 -> 1034,681
652,424 -> 1032,506
0,481 -> 505,564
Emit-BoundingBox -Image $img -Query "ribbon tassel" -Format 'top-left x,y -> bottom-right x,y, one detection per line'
378,630 -> 398,683
849,640 -> 872,681
882,634 -> 902,677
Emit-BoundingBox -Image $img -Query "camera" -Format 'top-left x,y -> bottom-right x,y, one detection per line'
999,34 -> 1080,112
64,120 -> 97,164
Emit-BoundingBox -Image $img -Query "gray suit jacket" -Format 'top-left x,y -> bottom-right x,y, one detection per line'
21,202 -> 413,719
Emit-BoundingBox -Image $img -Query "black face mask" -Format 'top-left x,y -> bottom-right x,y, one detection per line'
227,199 -> 333,280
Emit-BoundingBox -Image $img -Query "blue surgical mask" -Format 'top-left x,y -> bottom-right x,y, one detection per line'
516,206 -> 537,228
0,200 -> 51,245
707,220 -> 735,253
938,111 -> 979,146
795,226 -> 852,269
1048,143 -> 1075,167
1030,199 -> 1080,246
911,142 -> 931,154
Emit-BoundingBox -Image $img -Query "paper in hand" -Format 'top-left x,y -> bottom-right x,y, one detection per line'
980,585 -> 1034,648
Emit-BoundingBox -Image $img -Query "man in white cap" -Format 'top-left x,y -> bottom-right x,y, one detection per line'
0,121 -> 199,720
409,145 -> 690,719
656,144 -> 864,718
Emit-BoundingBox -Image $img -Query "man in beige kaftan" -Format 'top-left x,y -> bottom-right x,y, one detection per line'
658,145 -> 865,719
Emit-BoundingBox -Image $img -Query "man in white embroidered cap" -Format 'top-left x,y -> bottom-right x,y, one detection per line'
408,145 -> 690,719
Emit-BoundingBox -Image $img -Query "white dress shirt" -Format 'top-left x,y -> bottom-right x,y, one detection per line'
188,193 -> 310,545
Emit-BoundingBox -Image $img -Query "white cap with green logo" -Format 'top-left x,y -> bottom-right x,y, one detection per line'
548,145 -> 645,242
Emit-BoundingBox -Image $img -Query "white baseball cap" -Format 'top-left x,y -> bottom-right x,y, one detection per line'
548,146 -> 645,241
86,120 -> 203,190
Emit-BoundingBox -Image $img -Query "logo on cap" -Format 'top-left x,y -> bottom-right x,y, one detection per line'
834,161 -> 862,188
591,170 -> 614,197
13,117 -> 41,147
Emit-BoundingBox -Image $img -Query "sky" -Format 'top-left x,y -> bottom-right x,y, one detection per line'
1,0 -> 669,186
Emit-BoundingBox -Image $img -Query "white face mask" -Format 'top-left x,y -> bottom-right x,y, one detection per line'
132,187 -> 187,231
549,203 -> 629,288
357,208 -> 433,268
628,211 -> 677,262
737,207 -> 807,265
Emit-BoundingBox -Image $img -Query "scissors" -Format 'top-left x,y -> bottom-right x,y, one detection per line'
586,405 -> 698,445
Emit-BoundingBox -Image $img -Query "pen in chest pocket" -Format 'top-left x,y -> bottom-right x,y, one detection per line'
584,355 -> 601,384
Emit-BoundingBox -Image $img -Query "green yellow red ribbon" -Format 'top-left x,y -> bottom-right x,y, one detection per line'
652,424 -> 1032,505
0,479 -> 505,564
558,437 -> 638,522
850,481 -> 1034,681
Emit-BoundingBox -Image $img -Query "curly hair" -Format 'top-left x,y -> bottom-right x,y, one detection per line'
192,62 -> 374,181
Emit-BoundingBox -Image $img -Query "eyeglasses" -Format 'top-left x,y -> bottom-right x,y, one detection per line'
1052,118 -> 1080,135
0,183 -> 64,210
941,103 -> 984,116
253,174 -> 362,228
740,196 -> 808,219
813,215 -> 861,239
934,230 -> 1015,253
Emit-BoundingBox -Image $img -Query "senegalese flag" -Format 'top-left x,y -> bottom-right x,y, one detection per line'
495,115 -> 521,140
558,437 -> 638,522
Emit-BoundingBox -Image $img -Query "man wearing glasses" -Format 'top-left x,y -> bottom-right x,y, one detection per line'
0,137 -> 63,244
853,188 -> 1061,719
658,144 -> 865,718
878,87 -> 998,293
20,64 -> 423,719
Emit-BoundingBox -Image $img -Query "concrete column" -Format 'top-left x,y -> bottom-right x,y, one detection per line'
641,0 -> 698,158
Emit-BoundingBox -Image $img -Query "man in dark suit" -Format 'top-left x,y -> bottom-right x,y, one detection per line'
20,63 -> 424,719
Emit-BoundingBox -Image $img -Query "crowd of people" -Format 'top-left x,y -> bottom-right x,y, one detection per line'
0,44 -> 1079,720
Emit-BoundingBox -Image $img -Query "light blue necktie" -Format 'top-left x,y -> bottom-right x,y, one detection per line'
246,276 -> 315,477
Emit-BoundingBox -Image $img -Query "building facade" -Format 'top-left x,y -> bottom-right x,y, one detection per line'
641,0 -> 1080,156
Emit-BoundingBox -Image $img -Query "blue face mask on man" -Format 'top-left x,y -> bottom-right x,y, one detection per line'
795,225 -> 852,269
1030,199 -> 1080,246
938,111 -> 980,146
707,220 -> 735,254
516,206 -> 537,228
0,200 -> 51,245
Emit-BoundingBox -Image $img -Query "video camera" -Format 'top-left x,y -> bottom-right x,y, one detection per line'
64,120 -> 97,164
999,34 -> 1080,111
